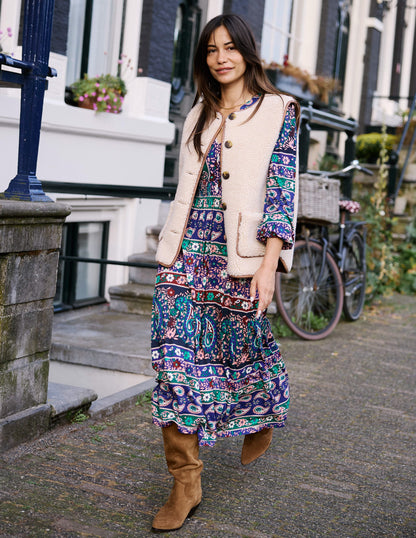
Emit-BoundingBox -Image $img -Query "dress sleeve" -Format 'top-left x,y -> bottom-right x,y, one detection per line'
256,103 -> 297,250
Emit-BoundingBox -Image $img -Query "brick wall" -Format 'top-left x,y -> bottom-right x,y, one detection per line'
51,0 -> 70,55
316,0 -> 339,77
223,0 -> 265,46
138,0 -> 180,83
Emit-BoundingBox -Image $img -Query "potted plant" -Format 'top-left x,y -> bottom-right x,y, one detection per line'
70,73 -> 127,113
264,56 -> 340,106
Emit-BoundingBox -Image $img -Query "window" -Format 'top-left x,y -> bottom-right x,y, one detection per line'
261,0 -> 294,64
66,0 -> 125,85
334,0 -> 351,91
55,221 -> 109,310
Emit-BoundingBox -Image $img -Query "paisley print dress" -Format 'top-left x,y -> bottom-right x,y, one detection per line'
151,99 -> 297,447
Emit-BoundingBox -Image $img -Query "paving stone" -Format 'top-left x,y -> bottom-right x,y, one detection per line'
0,294 -> 414,537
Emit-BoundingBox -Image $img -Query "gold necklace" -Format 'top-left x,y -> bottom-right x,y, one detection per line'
219,96 -> 253,110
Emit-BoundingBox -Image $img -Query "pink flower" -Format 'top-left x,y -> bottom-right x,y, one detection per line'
91,92 -> 96,97
97,96 -> 103,101
78,96 -> 84,102
95,82 -> 100,88
93,103 -> 97,110
102,88 -> 106,93
113,97 -> 118,103
84,93 -> 89,98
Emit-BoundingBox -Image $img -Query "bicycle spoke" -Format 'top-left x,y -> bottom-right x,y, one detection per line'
276,240 -> 343,339
343,232 -> 366,321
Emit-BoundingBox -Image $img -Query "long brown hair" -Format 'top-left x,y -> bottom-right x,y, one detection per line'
189,14 -> 297,159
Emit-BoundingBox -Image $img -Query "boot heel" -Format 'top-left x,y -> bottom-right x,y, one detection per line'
152,425 -> 203,532
241,427 -> 273,465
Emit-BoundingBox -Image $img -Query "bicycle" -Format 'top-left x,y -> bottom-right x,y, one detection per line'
275,160 -> 373,340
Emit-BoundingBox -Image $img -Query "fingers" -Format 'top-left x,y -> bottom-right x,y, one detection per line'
256,288 -> 275,318
249,278 -> 257,304
256,297 -> 268,319
251,273 -> 275,319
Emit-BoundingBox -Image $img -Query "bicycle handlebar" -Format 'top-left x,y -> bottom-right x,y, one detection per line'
306,160 -> 374,178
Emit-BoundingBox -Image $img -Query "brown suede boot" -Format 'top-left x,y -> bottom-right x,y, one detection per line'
241,427 -> 273,465
152,424 -> 203,532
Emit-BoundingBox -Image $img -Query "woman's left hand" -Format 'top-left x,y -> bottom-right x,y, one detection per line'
249,236 -> 283,318
250,265 -> 276,318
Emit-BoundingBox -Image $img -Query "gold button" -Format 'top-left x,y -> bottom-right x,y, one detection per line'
221,202 -> 227,210
228,112 -> 236,120
222,171 -> 230,179
224,140 -> 232,148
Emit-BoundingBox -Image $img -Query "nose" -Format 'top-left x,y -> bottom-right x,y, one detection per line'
217,48 -> 227,64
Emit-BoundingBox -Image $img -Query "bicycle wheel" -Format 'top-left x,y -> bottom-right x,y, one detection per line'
342,231 -> 366,321
275,240 -> 344,340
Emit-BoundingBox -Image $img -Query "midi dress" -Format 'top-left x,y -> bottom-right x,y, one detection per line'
151,97 -> 297,447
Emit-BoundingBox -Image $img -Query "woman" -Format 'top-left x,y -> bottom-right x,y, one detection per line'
151,13 -> 299,532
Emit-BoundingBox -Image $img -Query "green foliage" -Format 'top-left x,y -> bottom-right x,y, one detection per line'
394,220 -> 416,294
355,132 -> 397,164
359,126 -> 401,300
136,390 -> 152,407
271,315 -> 294,338
70,74 -> 127,113
68,409 -> 89,423
318,153 -> 343,172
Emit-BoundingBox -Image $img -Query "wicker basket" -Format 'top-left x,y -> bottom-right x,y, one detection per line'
298,173 -> 340,224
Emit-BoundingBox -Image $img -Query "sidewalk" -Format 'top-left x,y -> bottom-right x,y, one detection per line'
1,294 -> 415,537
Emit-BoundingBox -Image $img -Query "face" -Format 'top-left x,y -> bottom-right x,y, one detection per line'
206,25 -> 246,89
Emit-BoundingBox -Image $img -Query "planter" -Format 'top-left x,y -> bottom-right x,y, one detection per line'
78,94 -> 123,114
266,70 -> 314,102
265,69 -> 339,107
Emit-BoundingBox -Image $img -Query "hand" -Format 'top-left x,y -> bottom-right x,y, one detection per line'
250,264 -> 276,319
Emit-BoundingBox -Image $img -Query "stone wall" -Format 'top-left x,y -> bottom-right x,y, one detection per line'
0,200 -> 70,452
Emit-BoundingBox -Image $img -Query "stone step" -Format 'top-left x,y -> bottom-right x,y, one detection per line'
50,309 -> 153,376
128,251 -> 157,285
145,224 -> 162,252
47,382 -> 97,425
108,282 -> 154,315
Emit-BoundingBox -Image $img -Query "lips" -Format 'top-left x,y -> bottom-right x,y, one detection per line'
216,67 -> 232,74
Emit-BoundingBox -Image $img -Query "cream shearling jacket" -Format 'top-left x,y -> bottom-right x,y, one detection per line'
156,93 -> 298,277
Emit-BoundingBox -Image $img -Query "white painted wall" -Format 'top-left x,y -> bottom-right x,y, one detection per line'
0,0 -> 174,299
205,0 -> 224,22
289,0 -> 322,74
342,0 -> 371,122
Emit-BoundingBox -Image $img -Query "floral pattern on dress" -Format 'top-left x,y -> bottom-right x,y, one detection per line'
151,99 -> 296,447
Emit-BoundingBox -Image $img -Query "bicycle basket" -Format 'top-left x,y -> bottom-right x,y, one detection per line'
298,173 -> 340,224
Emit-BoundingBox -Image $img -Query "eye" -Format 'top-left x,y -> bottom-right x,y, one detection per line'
207,49 -> 216,55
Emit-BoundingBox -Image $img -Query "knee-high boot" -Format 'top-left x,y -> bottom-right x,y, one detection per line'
152,424 -> 203,532
241,427 -> 273,465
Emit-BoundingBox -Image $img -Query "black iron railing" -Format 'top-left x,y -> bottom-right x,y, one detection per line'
0,0 -> 57,201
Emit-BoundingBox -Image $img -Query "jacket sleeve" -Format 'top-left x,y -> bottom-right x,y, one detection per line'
256,103 -> 297,250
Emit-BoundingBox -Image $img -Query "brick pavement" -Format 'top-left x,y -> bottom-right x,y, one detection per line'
0,294 -> 415,537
